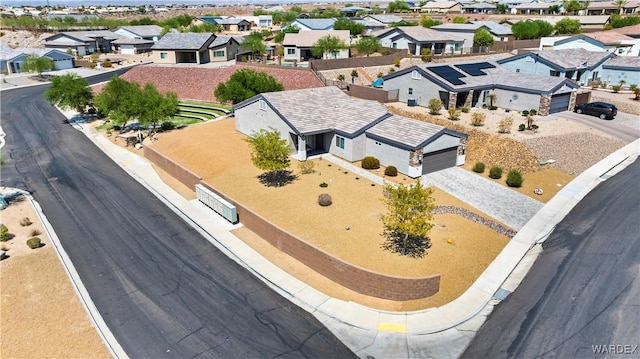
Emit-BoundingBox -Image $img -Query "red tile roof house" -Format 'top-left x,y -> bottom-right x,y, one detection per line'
234,86 -> 468,176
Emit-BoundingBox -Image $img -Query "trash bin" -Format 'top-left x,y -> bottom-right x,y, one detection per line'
407,98 -> 417,107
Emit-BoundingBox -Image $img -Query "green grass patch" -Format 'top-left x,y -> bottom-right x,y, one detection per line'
170,116 -> 203,127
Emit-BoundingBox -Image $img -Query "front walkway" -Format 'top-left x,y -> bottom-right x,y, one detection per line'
422,167 -> 543,230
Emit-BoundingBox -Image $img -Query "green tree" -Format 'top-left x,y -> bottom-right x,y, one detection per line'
244,128 -> 295,187
45,73 -> 93,113
511,20 -> 553,39
214,68 -> 284,104
610,14 -> 640,28
387,0 -> 410,13
548,4 -> 561,14
334,18 -> 365,35
93,76 -> 139,122
241,32 -> 267,61
21,54 -> 54,78
311,35 -> 348,59
420,15 -> 442,28
136,83 -> 178,133
563,0 -> 582,14
355,37 -> 381,56
473,28 -> 494,48
274,24 -> 299,43
381,179 -> 435,257
555,17 -> 581,34
452,16 -> 467,24
496,4 -> 509,13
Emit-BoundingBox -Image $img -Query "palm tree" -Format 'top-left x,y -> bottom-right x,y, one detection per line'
613,0 -> 627,13
487,92 -> 497,107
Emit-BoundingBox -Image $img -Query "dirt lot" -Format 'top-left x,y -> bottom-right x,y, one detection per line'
0,196 -> 110,359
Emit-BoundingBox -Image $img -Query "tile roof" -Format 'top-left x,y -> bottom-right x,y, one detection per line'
603,56 -> 640,68
259,86 -> 389,135
421,1 -> 462,8
290,18 -> 337,30
209,35 -> 235,48
611,24 -> 640,36
585,31 -> 635,44
515,1 -> 562,9
62,30 -> 123,40
115,25 -> 163,38
464,2 -> 497,8
537,15 -> 611,25
433,21 -> 512,36
283,30 -> 350,47
111,38 -> 155,45
366,14 -> 404,23
390,26 -> 465,42
216,18 -> 249,25
470,21 -> 513,35
151,32 -> 215,50
532,48 -> 612,69
367,115 -> 445,149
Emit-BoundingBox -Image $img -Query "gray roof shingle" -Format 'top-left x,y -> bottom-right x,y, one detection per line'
367,115 -> 445,149
151,33 -> 215,50
115,25 -> 163,38
531,48 -> 612,69
603,56 -> 640,68
392,26 -> 465,42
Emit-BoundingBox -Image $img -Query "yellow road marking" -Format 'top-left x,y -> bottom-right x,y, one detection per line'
378,322 -> 406,333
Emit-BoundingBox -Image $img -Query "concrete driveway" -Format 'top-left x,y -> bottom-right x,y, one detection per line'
540,110 -> 640,144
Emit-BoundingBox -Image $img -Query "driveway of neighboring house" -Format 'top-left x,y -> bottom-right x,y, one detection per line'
422,167 -> 544,230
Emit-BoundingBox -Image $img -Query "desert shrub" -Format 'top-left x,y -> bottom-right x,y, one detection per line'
0,225 -> 14,242
421,48 -> 432,62
30,229 -> 42,236
102,60 -> 112,68
506,169 -> 524,187
470,112 -> 485,126
159,121 -> 175,131
89,62 -> 97,69
448,108 -> 461,121
428,98 -> 442,115
600,82 -> 607,89
384,166 -> 398,176
473,162 -> 485,173
90,53 -> 99,62
318,193 -> 332,206
459,106 -> 470,113
522,110 -> 529,116
362,156 -> 380,169
531,124 -> 539,130
388,67 -> 395,73
591,81 -> 600,89
377,72 -> 384,78
498,116 -> 514,133
529,109 -> 537,115
26,237 -> 43,249
518,123 -> 526,131
393,58 -> 401,67
488,105 -> 498,110
298,160 -> 315,174
489,166 -> 504,179
612,85 -> 621,93
319,182 -> 328,188
20,217 -> 33,227
380,48 -> 392,55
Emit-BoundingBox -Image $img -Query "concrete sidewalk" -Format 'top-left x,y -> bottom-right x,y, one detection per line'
67,114 -> 639,358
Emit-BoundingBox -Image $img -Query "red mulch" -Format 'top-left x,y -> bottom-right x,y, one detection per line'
92,64 -> 324,102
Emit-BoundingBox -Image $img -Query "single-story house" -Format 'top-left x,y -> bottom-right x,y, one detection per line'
192,16 -> 252,32
600,56 -> 640,86
287,18 -> 337,31
374,26 -> 465,56
151,33 -> 241,64
587,0 -> 638,15
4,48 -> 74,74
560,33 -> 640,56
339,6 -> 370,17
112,25 -> 163,42
462,2 -> 497,14
44,30 -> 123,55
234,86 -> 468,177
283,30 -> 350,61
497,49 -> 614,86
510,16 -> 611,31
514,1 -> 562,15
241,15 -> 273,27
420,1 -> 464,13
111,38 -> 155,54
363,14 -> 404,27
432,21 -> 512,46
382,61 -> 580,115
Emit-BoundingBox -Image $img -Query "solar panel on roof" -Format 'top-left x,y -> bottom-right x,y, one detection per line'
455,62 -> 496,76
427,65 -> 466,86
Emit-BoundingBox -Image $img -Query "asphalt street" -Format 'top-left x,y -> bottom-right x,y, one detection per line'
0,75 -> 356,358
462,159 -> 640,358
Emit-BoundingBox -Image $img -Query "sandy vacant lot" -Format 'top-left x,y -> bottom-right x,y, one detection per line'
0,196 -> 110,359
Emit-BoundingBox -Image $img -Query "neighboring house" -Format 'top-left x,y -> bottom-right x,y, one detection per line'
241,15 -> 273,27
382,61 -> 580,115
287,18 -> 337,31
611,23 -> 640,38
587,0 -> 639,15
47,13 -> 99,21
0,45 -> 23,73
4,48 -> 74,74
339,6 -> 370,17
44,30 -> 123,55
514,1 -> 562,15
193,16 -> 252,32
497,49 -> 614,86
111,38 -> 155,54
431,21 -> 512,51
151,33 -> 240,64
113,25 -> 163,42
283,30 -> 350,61
234,86 -> 468,177
600,56 -> 640,85
363,14 -> 404,27
354,18 -> 387,33
540,33 -> 639,56
462,2 -> 497,14
498,0 -> 534,14
374,26 -> 465,55
420,1 -> 464,13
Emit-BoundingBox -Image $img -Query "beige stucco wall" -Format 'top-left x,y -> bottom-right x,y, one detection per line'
151,50 -> 176,64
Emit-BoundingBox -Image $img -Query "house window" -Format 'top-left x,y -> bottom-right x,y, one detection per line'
287,48 -> 295,55
336,136 -> 345,149
259,100 -> 266,111
392,42 -> 397,48
411,70 -> 421,79
454,43 -> 462,51
213,50 -> 225,57
160,52 -> 168,59
550,70 -> 560,77
408,88 -> 413,95
516,69 -> 520,72
592,71 -> 599,81
617,48 -> 624,54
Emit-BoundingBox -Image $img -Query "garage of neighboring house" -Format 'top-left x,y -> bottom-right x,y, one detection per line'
548,92 -> 573,114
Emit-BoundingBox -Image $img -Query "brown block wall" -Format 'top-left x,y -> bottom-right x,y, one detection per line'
143,145 -> 202,189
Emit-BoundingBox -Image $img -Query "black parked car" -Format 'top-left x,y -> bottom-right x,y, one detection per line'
574,102 -> 618,120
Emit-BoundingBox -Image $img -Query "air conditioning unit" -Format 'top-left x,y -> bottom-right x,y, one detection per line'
195,184 -> 238,224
